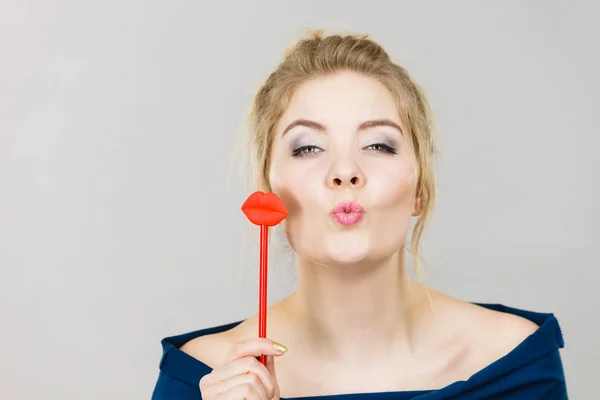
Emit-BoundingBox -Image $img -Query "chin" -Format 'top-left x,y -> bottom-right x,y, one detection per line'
324,249 -> 370,266
321,234 -> 373,266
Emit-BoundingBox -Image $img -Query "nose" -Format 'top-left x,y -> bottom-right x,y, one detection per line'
326,157 -> 366,190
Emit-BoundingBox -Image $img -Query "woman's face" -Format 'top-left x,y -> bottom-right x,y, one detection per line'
269,71 -> 420,267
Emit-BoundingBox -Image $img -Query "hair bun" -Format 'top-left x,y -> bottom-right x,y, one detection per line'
283,28 -> 326,58
308,29 -> 325,40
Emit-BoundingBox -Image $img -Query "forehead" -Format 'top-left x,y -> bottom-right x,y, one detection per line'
277,71 -> 402,132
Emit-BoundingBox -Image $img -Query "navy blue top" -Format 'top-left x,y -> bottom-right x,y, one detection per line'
151,303 -> 567,399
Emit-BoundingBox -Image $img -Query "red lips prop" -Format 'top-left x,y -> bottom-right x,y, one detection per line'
241,191 -> 288,365
241,191 -> 288,226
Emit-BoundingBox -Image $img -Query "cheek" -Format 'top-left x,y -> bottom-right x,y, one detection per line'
368,162 -> 417,209
270,181 -> 316,255
269,160 -> 315,219
366,165 -> 418,249
269,160 -> 326,251
269,150 -> 326,205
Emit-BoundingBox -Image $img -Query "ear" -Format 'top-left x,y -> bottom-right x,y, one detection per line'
411,194 -> 423,217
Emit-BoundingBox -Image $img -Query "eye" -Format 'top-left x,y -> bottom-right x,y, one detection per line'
291,145 -> 323,158
365,143 -> 397,154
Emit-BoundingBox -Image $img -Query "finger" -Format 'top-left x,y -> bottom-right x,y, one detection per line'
265,355 -> 280,399
221,383 -> 262,400
211,357 -> 276,398
213,374 -> 269,400
222,338 -> 288,365
265,355 -> 277,380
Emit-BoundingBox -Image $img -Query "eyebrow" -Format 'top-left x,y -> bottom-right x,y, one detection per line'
281,118 -> 404,136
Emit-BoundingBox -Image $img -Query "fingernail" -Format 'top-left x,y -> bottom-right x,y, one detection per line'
273,342 -> 288,353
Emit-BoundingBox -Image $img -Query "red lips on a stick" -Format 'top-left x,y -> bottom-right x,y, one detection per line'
241,191 -> 288,365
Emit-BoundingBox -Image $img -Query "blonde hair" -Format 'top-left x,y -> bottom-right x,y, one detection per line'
235,30 -> 437,276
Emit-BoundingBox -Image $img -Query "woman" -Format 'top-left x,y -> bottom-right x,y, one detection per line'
151,31 -> 567,399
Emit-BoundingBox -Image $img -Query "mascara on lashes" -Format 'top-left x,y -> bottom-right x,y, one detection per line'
288,136 -> 400,155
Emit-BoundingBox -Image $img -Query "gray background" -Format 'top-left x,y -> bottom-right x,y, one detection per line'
1,1 -> 597,399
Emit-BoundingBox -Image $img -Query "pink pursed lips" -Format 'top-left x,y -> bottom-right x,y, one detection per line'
330,201 -> 365,226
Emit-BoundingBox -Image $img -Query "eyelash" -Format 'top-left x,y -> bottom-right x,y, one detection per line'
366,143 -> 397,154
291,143 -> 397,158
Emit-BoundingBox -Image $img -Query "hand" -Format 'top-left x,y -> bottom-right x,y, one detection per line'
199,338 -> 287,400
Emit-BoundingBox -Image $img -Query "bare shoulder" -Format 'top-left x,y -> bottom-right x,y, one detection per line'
179,297 -> 294,368
469,302 -> 539,372
179,314 -> 265,369
465,301 -> 538,341
435,292 -> 538,334
482,304 -> 539,352
488,305 -> 539,336
428,292 -> 538,381
179,330 -> 234,369
431,293 -> 540,374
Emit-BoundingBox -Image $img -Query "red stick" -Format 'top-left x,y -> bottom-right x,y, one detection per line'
240,191 -> 288,366
258,225 -> 268,365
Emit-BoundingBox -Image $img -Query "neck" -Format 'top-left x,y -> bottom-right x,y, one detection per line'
287,249 -> 431,363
